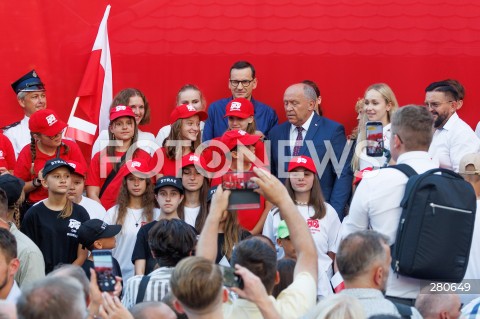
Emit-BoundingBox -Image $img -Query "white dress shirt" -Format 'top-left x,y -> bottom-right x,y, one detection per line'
428,112 -> 480,172
342,151 -> 437,299
3,115 -> 30,159
289,112 -> 314,153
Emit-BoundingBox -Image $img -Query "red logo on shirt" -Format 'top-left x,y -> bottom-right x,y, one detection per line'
307,219 -> 319,229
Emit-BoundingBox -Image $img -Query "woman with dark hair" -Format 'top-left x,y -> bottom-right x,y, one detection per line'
177,153 -> 210,233
103,159 -> 160,281
262,155 -> 341,298
91,88 -> 157,157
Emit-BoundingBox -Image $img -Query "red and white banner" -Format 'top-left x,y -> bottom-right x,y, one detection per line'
65,5 -> 113,145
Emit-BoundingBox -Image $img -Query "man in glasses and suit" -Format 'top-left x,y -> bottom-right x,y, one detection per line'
202,61 -> 278,141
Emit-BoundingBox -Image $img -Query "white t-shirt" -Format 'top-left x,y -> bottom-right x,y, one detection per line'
91,129 -> 158,158
183,206 -> 200,228
263,203 -> 341,297
104,206 -> 160,281
78,195 -> 107,220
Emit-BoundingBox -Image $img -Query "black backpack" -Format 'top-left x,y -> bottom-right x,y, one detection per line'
390,164 -> 476,282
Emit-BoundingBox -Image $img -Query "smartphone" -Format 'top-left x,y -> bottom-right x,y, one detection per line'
218,265 -> 243,289
92,250 -> 116,292
366,121 -> 384,157
222,171 -> 260,210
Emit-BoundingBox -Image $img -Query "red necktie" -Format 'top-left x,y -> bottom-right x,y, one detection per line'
293,126 -> 303,156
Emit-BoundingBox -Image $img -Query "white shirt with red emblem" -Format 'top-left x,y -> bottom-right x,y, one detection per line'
263,203 -> 341,297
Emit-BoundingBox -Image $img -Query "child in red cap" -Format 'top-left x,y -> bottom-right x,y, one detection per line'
155,104 -> 207,177
14,109 -> 87,212
86,106 -> 152,211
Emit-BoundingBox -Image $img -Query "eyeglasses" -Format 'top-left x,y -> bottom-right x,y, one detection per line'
229,79 -> 254,88
44,128 -> 65,140
424,101 -> 453,109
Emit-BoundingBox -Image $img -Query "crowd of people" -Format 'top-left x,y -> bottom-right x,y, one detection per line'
0,61 -> 480,318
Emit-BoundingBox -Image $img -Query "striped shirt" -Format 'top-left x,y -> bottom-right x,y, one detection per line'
122,267 -> 173,309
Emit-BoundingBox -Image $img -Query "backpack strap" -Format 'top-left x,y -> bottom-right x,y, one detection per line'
99,153 -> 126,199
135,275 -> 151,304
392,302 -> 413,319
389,163 -> 418,177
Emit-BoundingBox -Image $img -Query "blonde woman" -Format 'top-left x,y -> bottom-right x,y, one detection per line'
351,83 -> 399,172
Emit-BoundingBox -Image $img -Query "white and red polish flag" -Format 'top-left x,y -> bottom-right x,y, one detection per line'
65,5 -> 113,145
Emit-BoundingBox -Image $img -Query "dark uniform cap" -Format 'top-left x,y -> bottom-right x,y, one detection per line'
11,69 -> 45,94
0,175 -> 25,207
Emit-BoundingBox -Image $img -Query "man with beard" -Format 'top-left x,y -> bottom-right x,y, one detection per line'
425,80 -> 480,173
337,230 -> 422,318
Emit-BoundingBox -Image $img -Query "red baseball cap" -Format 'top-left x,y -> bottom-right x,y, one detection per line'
170,104 -> 207,123
288,156 -> 317,174
181,153 -> 207,169
110,105 -> 136,122
67,160 -> 87,178
224,98 -> 254,119
221,130 -> 260,151
29,109 -> 67,136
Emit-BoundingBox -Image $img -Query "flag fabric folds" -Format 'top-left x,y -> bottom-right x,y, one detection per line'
65,5 -> 113,145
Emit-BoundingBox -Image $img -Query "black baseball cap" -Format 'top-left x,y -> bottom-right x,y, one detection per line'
42,159 -> 75,176
154,176 -> 184,194
77,219 -> 122,250
0,175 -> 25,207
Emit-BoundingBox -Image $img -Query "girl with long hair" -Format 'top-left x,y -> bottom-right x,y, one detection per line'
91,88 -> 156,157
86,106 -> 151,210
263,155 -> 341,298
351,83 -> 399,172
14,109 -> 86,210
199,186 -> 250,265
177,153 -> 210,233
103,159 -> 159,281
155,84 -> 207,147
21,159 -> 90,274
156,104 -> 207,177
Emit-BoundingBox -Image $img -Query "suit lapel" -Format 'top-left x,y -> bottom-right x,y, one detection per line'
300,113 -> 321,155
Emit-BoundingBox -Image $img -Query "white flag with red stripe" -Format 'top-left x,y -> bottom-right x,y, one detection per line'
65,5 -> 112,145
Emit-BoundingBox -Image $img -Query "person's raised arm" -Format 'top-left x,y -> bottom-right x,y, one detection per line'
251,167 -> 318,282
195,186 -> 230,262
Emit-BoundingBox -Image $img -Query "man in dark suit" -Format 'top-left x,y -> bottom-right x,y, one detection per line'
268,83 -> 352,219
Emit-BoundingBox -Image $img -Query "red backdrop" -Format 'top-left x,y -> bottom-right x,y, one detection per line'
2,0 -> 480,138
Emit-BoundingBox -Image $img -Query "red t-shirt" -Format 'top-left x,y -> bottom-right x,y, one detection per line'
14,139 -> 87,203
0,133 -> 15,171
155,147 -> 182,177
86,149 -> 152,210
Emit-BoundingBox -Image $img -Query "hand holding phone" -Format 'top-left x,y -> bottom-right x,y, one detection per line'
222,171 -> 260,210
366,121 -> 384,157
218,264 -> 243,289
92,250 -> 116,292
